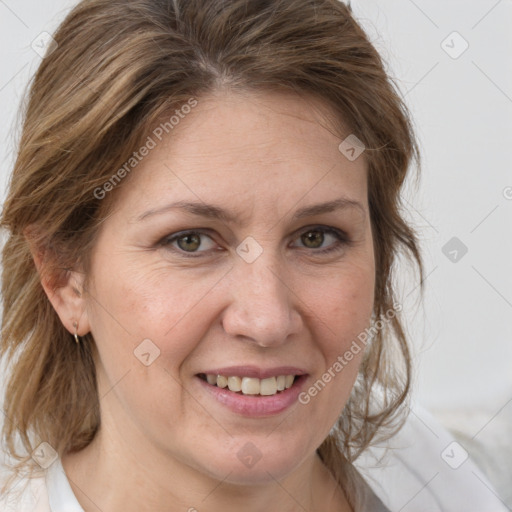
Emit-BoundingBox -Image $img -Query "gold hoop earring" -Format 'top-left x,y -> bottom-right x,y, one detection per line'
73,321 -> 80,344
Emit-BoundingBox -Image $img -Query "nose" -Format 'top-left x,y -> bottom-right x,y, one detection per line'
221,256 -> 303,348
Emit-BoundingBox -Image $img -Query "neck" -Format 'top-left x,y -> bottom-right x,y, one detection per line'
62,426 -> 351,512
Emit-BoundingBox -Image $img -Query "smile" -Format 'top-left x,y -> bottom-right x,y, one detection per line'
195,370 -> 309,417
198,373 -> 296,396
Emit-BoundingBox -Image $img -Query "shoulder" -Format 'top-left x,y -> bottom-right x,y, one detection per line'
354,404 -> 509,512
0,470 -> 50,512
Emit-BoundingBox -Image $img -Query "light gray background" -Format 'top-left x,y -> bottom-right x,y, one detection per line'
0,0 -> 511,433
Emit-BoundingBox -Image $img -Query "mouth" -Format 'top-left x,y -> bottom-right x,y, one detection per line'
197,373 -> 299,397
194,366 -> 309,416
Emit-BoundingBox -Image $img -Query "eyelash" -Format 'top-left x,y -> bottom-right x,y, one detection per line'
159,226 -> 351,258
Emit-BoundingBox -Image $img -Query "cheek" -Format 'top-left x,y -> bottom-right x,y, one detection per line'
300,263 -> 374,410
307,262 -> 375,349
85,256 -> 226,421
88,255 -> 215,343
84,262 -> 212,434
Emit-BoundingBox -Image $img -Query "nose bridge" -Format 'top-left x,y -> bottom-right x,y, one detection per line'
222,247 -> 300,346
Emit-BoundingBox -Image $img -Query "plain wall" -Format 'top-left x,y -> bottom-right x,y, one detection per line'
351,0 -> 512,412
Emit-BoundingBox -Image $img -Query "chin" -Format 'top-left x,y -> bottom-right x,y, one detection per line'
194,438 -> 312,485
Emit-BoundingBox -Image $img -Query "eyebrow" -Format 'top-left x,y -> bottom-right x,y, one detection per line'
135,197 -> 365,224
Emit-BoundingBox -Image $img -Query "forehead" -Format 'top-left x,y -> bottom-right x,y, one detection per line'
116,89 -> 368,221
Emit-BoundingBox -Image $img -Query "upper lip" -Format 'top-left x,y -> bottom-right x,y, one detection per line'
198,366 -> 308,379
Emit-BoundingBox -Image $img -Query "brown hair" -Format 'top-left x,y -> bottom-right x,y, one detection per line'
1,0 -> 422,506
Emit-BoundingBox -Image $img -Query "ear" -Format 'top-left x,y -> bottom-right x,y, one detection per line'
25,227 -> 90,337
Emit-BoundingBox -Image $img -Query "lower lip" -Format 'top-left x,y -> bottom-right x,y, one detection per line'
196,375 -> 308,417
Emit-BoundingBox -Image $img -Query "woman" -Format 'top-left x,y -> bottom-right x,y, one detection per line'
0,0 -> 423,510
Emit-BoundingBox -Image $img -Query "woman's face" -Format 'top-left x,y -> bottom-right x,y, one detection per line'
81,90 -> 375,484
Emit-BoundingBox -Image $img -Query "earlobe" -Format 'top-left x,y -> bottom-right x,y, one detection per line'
24,226 -> 91,337
42,267 -> 90,338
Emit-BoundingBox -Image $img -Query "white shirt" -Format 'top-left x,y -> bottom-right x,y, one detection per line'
0,405 -> 508,511
1,457 -> 391,512
0,458 -> 82,512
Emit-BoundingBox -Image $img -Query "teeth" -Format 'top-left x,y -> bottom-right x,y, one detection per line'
260,377 -> 277,396
241,377 -> 260,395
227,376 -> 242,392
204,374 -> 297,396
216,375 -> 228,388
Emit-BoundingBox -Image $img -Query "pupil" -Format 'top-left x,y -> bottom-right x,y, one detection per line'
303,230 -> 323,248
178,234 -> 200,251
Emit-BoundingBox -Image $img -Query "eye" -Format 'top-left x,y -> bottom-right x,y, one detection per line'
161,230 -> 218,255
159,226 -> 350,258
291,226 -> 349,255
